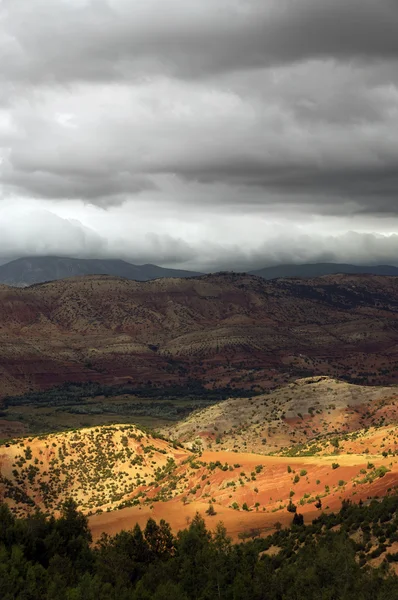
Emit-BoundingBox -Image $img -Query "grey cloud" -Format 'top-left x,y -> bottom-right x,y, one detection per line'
1,0 -> 398,264
2,164 -> 156,203
172,161 -> 398,212
1,0 -> 398,86
0,1 -> 397,214
0,209 -> 197,265
0,108 -> 156,201
200,232 -> 398,272
0,211 -> 106,258
1,59 -> 397,213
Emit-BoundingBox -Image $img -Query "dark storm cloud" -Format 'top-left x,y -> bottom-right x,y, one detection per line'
1,0 -> 398,84
171,161 -> 398,214
2,163 -> 156,203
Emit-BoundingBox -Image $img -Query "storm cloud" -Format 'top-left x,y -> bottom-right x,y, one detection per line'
0,0 -> 398,269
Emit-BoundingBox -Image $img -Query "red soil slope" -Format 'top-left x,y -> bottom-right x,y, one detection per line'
90,446 -> 398,541
2,422 -> 398,541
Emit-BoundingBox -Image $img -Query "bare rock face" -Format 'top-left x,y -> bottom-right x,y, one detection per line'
1,272 -> 398,397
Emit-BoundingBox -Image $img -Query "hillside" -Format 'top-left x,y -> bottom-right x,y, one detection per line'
0,424 -> 190,517
1,272 -> 398,398
164,377 -> 398,453
251,262 -> 398,279
0,256 -> 202,287
2,420 -> 398,545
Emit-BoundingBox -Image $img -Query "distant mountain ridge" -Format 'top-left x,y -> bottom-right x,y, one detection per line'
0,256 -> 203,287
250,262 -> 398,279
1,257 -> 398,287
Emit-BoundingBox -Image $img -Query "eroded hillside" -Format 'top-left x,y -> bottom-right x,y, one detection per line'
1,273 -> 398,397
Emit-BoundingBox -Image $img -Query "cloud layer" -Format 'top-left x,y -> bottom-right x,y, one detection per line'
1,0 -> 398,268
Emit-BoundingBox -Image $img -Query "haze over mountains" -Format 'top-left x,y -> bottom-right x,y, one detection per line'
1,256 -> 398,287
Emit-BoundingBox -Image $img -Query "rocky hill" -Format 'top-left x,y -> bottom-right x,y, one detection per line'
1,272 -> 398,397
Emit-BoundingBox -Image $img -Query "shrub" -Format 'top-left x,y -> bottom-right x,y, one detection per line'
292,513 -> 304,526
206,503 -> 216,516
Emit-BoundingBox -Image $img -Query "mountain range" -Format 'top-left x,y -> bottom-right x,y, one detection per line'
1,256 -> 398,287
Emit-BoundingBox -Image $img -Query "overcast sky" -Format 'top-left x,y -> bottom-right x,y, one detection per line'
1,0 -> 398,271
